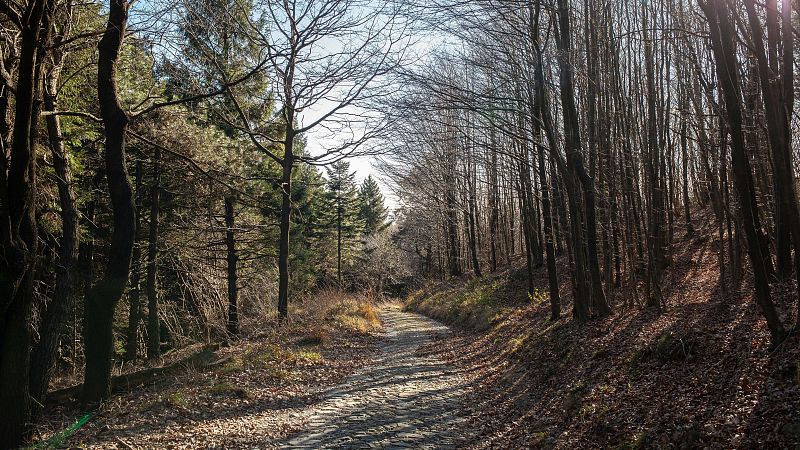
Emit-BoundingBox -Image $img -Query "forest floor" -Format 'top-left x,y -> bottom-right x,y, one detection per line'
30,210 -> 800,449
32,301 -> 471,449
406,210 -> 800,449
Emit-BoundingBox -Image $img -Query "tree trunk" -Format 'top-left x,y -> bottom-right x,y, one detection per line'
0,1 -> 48,445
538,147 -> 561,320
555,0 -> 611,318
445,183 -> 462,277
225,196 -> 238,337
277,131 -> 294,319
702,0 -> 785,345
82,0 -> 136,408
466,144 -> 481,277
337,198 -> 343,286
644,14 -> 664,310
488,130 -> 499,273
125,161 -> 143,362
146,146 -> 161,360
29,58 -> 80,413
743,0 -> 800,325
680,83 -> 694,236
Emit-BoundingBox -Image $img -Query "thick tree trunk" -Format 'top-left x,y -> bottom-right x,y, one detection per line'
0,1 -> 48,445
82,0 -> 136,408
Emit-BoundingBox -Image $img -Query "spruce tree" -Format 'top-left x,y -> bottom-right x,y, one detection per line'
326,161 -> 362,287
358,175 -> 389,235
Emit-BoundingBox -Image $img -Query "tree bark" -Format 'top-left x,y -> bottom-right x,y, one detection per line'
277,131 -> 294,319
644,13 -> 665,310
29,55 -> 80,414
82,0 -> 136,408
702,0 -> 785,345
555,0 -> 611,318
743,0 -> 800,324
225,196 -> 238,337
146,146 -> 161,360
0,1 -> 48,445
538,147 -> 561,320
125,161 -> 143,362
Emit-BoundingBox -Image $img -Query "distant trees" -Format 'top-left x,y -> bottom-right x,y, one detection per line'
359,175 -> 390,235
383,0 -> 800,347
3,0 -> 800,446
0,0 -> 398,445
326,161 -> 361,287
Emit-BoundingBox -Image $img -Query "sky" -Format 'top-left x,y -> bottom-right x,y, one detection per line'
131,0 -> 439,212
300,109 -> 398,210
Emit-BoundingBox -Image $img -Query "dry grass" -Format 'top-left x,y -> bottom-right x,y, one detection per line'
406,274 -> 527,331
286,289 -> 383,336
36,290 -> 384,449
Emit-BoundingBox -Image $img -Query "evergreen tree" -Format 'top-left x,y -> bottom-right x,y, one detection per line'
325,161 -> 362,287
289,161 -> 335,292
358,175 -> 389,235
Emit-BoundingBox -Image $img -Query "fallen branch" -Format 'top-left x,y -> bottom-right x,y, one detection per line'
47,344 -> 220,404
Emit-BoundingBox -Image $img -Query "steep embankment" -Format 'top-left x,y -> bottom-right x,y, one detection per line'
407,213 -> 800,449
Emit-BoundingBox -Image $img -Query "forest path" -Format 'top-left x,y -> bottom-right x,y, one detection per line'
281,303 -> 469,449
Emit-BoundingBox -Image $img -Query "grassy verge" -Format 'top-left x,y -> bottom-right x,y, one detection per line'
405,270 -> 529,331
34,291 -> 383,448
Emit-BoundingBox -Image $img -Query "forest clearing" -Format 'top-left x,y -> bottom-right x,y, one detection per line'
2,0 -> 800,448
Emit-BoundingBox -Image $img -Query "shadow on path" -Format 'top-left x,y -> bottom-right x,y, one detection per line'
280,304 -> 470,449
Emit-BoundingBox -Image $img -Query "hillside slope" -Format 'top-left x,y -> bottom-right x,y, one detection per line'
407,214 -> 800,449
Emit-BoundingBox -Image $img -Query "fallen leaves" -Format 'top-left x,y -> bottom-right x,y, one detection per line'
34,324 -> 379,449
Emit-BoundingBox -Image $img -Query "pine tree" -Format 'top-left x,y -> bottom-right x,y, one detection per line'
326,161 -> 363,287
358,175 -> 389,235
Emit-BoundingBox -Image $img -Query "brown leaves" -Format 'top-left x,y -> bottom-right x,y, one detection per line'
35,320 -> 379,449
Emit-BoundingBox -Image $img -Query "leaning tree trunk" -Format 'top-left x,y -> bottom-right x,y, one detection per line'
29,57 -> 80,415
82,0 -> 136,408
